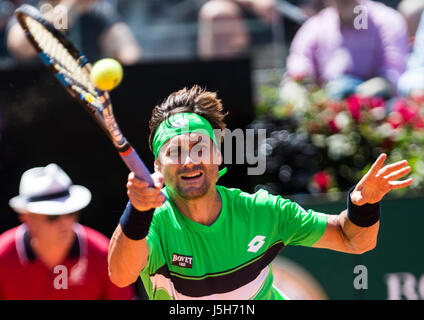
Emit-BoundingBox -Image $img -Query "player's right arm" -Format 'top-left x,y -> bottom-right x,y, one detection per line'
108,172 -> 164,287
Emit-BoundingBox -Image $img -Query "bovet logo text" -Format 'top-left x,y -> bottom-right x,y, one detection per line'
172,253 -> 193,268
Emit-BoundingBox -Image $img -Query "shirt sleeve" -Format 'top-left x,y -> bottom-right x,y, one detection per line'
252,189 -> 327,247
285,17 -> 319,79
277,199 -> 328,247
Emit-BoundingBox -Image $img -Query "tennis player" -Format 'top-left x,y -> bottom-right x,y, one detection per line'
108,85 -> 413,300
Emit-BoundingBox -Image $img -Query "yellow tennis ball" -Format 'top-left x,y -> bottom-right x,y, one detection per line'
90,58 -> 123,91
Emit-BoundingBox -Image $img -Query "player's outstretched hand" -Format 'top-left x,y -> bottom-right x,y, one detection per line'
350,153 -> 413,206
127,171 -> 165,212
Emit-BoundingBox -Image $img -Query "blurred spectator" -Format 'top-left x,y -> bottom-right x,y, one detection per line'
295,0 -> 326,17
285,0 -> 408,100
198,0 -> 276,58
6,0 -> 141,64
118,0 -> 277,60
278,0 -> 327,47
398,11 -> 424,98
0,163 -> 135,299
116,0 -> 204,61
398,0 -> 424,41
0,1 -> 25,63
115,0 -> 325,62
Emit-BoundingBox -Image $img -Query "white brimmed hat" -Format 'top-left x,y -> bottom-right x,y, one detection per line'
9,164 -> 91,215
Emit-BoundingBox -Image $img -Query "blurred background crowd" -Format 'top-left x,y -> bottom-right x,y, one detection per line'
0,0 -> 325,65
1,0 -> 419,67
1,0 -> 424,300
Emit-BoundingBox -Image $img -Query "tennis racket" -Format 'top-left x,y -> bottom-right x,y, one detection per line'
15,4 -> 157,189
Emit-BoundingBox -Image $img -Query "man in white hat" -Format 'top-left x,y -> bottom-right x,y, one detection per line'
0,163 -> 135,299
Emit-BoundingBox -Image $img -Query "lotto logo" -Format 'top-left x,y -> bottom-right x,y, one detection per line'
247,235 -> 266,253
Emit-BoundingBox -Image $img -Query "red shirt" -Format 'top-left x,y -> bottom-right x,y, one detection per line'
0,224 -> 135,300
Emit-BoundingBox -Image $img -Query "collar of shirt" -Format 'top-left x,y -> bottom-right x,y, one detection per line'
15,223 -> 87,265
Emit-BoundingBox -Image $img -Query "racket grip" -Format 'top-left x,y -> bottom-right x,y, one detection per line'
119,146 -> 167,201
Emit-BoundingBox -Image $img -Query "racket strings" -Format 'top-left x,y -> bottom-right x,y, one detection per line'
25,16 -> 100,101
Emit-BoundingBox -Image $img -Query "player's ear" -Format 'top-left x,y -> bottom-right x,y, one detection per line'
154,158 -> 161,172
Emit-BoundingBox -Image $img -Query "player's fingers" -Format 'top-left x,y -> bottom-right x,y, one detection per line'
377,160 -> 409,178
139,193 -> 165,202
149,201 -> 166,208
128,177 -> 150,189
128,172 -> 150,188
128,197 -> 165,206
126,181 -> 151,193
389,178 -> 414,189
367,153 -> 387,176
151,171 -> 164,189
384,166 -> 411,181
127,186 -> 162,198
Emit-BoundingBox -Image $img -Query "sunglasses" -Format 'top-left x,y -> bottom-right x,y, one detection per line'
44,212 -> 80,222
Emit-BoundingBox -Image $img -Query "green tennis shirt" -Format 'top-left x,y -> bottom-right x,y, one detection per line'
140,185 -> 327,300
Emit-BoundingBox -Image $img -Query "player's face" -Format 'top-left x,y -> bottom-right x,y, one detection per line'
157,133 -> 221,200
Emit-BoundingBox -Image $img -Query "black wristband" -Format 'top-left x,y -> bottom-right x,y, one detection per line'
347,186 -> 380,227
119,201 -> 154,240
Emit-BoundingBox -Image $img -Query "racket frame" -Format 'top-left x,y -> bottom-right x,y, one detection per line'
15,4 -> 156,186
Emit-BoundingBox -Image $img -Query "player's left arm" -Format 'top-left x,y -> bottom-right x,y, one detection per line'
313,153 -> 413,254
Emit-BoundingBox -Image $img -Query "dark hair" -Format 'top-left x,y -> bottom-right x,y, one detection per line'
148,85 -> 227,152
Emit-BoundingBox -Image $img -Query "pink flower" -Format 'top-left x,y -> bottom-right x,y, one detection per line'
412,116 -> 424,130
410,94 -> 424,105
327,119 -> 340,133
388,99 -> 424,129
387,112 -> 403,129
392,99 -> 418,123
368,97 -> 385,109
345,95 -> 361,122
313,171 -> 332,193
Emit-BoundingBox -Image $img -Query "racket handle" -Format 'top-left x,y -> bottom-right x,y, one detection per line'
119,146 -> 167,201
119,146 -> 153,184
